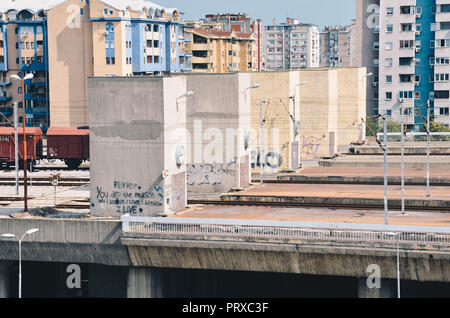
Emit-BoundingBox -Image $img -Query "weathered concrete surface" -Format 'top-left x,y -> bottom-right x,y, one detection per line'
278,166 -> 450,185
185,73 -> 252,193
357,278 -> 396,298
122,233 -> 450,282
319,155 -> 450,169
88,76 -> 188,217
0,219 -> 129,266
220,183 -> 450,210
351,146 -> 450,156
0,261 -> 13,298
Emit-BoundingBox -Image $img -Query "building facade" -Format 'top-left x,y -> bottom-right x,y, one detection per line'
0,0 -> 191,129
186,28 -> 257,73
265,18 -> 320,70
357,0 -> 450,127
320,25 -> 355,68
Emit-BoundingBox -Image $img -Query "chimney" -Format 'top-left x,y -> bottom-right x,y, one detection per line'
286,17 -> 291,25
272,18 -> 277,25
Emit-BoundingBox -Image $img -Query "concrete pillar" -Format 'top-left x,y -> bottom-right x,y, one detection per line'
357,277 -> 396,298
0,261 -> 12,298
127,267 -> 164,298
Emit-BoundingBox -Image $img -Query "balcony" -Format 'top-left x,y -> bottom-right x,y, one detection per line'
0,78 -> 12,86
24,93 -> 48,101
0,106 -> 13,116
0,95 -> 12,102
192,56 -> 212,64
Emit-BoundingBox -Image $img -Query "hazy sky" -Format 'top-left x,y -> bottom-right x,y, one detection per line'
157,0 -> 356,28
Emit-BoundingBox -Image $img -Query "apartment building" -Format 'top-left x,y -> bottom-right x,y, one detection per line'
265,18 -> 320,70
320,24 -> 355,68
357,0 -> 450,127
0,0 -> 191,129
186,28 -> 257,73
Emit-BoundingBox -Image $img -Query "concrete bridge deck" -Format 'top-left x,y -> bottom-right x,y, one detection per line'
220,183 -> 450,210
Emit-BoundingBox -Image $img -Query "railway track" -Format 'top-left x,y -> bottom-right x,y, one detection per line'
0,177 -> 89,187
187,199 -> 450,212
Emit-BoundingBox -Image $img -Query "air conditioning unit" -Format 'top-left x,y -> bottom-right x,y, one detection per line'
398,98 -> 404,103
416,14 -> 421,18
415,31 -> 421,36
414,82 -> 420,86
373,82 -> 378,87
104,31 -> 109,36
415,47 -> 421,53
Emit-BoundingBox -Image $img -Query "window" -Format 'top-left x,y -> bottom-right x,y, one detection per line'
386,24 -> 393,33
434,90 -> 450,99
386,109 -> 392,116
386,75 -> 392,83
373,42 -> 379,50
104,8 -> 108,15
385,42 -> 393,50
385,58 -> 393,67
387,7 -> 394,15
440,108 -> 450,116
80,8 -> 84,16
385,92 -> 392,100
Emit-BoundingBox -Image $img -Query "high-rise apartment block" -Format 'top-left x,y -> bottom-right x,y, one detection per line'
357,0 -> 450,127
320,24 -> 356,68
265,18 -> 320,70
0,0 -> 191,129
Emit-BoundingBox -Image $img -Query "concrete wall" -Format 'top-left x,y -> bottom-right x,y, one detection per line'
0,219 -> 129,266
88,76 -> 187,217
249,68 -> 366,171
185,73 -> 251,193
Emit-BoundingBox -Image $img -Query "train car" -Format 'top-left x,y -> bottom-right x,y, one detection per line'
46,127 -> 89,169
0,127 -> 43,169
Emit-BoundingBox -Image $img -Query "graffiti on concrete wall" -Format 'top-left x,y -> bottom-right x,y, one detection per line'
250,150 -> 283,169
94,180 -> 163,215
187,164 -> 234,186
301,136 -> 324,155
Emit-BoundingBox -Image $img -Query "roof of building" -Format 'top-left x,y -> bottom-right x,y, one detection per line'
190,28 -> 256,40
46,127 -> 89,136
0,126 -> 43,135
0,0 -> 177,15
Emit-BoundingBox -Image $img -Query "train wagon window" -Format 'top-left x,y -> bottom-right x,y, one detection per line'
1,136 -> 9,142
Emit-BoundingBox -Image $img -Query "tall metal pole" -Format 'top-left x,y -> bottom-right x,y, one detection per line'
18,238 -> 22,298
259,99 -> 265,185
14,102 -> 19,195
426,101 -> 430,197
397,240 -> 400,298
383,115 -> 388,225
400,103 -> 405,215
21,79 -> 28,212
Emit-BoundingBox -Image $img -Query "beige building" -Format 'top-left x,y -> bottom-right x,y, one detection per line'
248,68 -> 367,172
0,0 -> 189,129
320,24 -> 356,68
186,28 -> 258,73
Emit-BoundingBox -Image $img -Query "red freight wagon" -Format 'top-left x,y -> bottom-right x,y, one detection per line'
46,127 -> 89,169
0,127 -> 43,169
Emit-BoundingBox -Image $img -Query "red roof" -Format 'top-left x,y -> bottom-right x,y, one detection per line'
0,127 -> 43,136
46,127 -> 89,136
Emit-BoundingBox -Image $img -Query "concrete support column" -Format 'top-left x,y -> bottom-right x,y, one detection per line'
357,277 -> 396,298
127,267 -> 164,298
0,261 -> 12,298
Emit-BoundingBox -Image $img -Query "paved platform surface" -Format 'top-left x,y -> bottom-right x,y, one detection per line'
319,155 -> 450,168
174,204 -> 450,227
282,166 -> 450,178
225,183 -> 450,200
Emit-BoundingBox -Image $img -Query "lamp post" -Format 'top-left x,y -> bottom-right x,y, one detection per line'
398,99 -> 406,216
1,228 -> 39,298
259,99 -> 265,185
237,83 -> 260,189
386,232 -> 400,298
11,73 -> 34,212
426,99 -> 431,197
289,81 -> 308,170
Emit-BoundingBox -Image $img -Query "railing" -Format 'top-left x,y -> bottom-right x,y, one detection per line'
121,216 -> 450,246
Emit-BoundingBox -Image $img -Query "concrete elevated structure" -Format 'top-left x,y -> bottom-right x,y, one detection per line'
88,76 -> 188,217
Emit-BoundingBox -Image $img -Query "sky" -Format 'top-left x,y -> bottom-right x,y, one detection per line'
157,0 -> 356,28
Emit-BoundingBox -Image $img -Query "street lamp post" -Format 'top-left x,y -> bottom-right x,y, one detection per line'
237,83 -> 260,189
289,81 -> 308,170
382,115 -> 388,224
259,99 -> 266,185
11,73 -> 34,212
399,100 -> 406,216
1,228 -> 39,298
386,232 -> 400,298
426,100 -> 431,197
